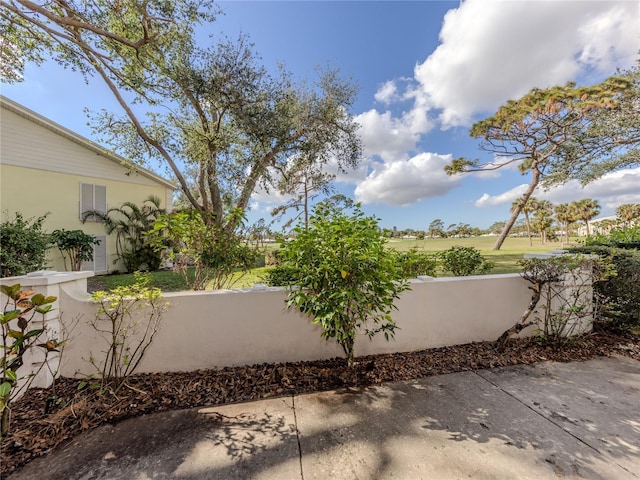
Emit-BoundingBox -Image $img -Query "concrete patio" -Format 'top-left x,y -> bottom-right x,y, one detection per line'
9,355 -> 640,480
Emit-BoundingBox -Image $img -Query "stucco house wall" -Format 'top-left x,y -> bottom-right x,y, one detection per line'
0,95 -> 175,273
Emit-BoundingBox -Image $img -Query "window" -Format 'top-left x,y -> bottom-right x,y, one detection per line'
80,183 -> 107,220
81,235 -> 108,273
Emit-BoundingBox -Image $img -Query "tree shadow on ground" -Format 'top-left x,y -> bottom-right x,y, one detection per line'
8,358 -> 640,480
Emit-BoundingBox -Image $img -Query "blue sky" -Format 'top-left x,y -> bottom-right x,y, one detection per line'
3,0 -> 639,230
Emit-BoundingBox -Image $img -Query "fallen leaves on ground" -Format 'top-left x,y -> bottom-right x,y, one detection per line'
1,331 -> 639,477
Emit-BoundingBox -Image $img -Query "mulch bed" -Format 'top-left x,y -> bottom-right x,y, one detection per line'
2,331 -> 639,477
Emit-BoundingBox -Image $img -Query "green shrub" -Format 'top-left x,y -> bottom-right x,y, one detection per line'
149,209 -> 256,290
393,248 -> 438,278
264,264 -> 296,287
87,273 -> 168,392
438,246 -> 494,276
569,246 -> 640,331
50,229 -> 100,271
1,284 -> 61,439
82,196 -> 164,273
585,226 -> 640,250
0,212 -> 50,277
278,203 -> 409,366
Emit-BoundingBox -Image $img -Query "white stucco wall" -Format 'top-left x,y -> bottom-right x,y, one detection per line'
52,273 -> 538,377
2,267 -> 593,388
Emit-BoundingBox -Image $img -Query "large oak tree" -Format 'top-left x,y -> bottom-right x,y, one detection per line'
1,1 -> 361,235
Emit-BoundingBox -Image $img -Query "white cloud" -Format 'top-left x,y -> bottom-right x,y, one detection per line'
474,168 -> 640,209
475,184 -> 528,207
413,0 -> 639,128
374,80 -> 399,105
355,109 -> 422,161
354,152 -> 460,206
350,0 -> 638,210
539,168 -> 640,208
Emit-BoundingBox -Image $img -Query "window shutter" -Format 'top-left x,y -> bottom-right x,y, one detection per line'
80,183 -> 94,218
81,235 -> 108,273
80,183 -> 107,220
94,185 -> 107,215
94,235 -> 108,273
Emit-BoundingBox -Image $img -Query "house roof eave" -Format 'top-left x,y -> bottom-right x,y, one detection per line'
1,95 -> 177,191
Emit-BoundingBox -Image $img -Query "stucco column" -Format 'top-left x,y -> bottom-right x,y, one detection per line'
523,251 -> 595,337
0,270 -> 93,397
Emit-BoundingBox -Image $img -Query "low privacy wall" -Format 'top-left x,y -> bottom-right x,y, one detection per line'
1,266 -> 592,386
3,271 -> 539,380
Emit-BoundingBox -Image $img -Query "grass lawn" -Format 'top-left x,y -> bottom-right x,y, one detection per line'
386,236 -> 580,274
88,267 -> 273,292
88,236 -> 581,292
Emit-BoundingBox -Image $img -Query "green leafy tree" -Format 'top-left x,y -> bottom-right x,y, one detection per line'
278,203 -> 409,367
2,1 -> 361,241
50,229 -> 100,271
549,63 -> 640,185
271,158 -> 335,231
0,212 -> 50,277
83,195 -> 164,272
488,221 -> 506,235
446,76 -> 632,250
427,219 -> 445,238
511,197 -> 540,246
571,198 -> 601,237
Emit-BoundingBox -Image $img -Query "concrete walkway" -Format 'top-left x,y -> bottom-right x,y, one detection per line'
9,356 -> 640,480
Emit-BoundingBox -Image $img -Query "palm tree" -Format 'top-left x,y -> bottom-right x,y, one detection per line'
616,203 -> 640,227
571,198 -> 601,237
511,197 -> 539,246
83,195 -> 165,272
532,200 -> 554,244
554,203 -> 575,245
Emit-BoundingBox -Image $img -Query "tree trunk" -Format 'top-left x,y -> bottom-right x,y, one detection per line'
495,282 -> 542,350
492,170 -> 541,250
525,212 -> 532,247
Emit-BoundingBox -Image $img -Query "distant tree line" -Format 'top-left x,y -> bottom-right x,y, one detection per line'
373,200 -> 640,243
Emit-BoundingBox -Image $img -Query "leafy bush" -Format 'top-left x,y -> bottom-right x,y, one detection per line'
50,229 -> 100,271
86,273 -> 168,392
438,246 -> 494,276
584,226 -> 640,250
264,264 -> 296,287
149,209 -> 256,290
278,203 -> 409,366
569,246 -> 640,331
82,196 -> 164,272
264,249 -> 283,266
393,248 -> 438,278
0,213 -> 50,277
1,284 -> 62,438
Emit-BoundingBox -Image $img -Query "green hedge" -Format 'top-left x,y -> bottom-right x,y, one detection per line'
569,246 -> 640,331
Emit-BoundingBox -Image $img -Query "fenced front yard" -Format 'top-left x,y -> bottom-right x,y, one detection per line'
3,266 -> 592,388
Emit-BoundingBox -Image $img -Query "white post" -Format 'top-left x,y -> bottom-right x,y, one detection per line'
0,270 -> 93,398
